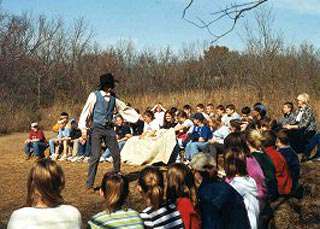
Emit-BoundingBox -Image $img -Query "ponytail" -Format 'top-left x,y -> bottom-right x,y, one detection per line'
246,129 -> 265,149
138,166 -> 164,210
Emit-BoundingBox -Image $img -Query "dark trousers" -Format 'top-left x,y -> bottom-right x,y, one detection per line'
204,142 -> 225,162
86,126 -> 120,188
304,132 -> 320,159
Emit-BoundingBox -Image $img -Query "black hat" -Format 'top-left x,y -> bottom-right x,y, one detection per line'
98,73 -> 119,90
192,112 -> 205,121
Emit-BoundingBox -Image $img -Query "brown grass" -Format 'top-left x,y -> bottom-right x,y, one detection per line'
37,88 -> 320,130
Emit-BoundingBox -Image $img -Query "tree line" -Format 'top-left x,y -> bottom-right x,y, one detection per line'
0,8 -> 319,133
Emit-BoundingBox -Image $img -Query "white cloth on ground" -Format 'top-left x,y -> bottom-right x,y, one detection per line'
121,128 -> 177,165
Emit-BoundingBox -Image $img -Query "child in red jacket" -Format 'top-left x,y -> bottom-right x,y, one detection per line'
262,131 -> 292,195
166,163 -> 201,229
24,122 -> 48,160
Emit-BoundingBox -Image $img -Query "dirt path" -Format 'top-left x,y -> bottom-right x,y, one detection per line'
0,132 -> 144,229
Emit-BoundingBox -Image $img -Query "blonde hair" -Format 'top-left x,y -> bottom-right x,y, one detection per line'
297,93 -> 310,105
26,159 -> 65,207
246,129 -> 265,149
138,166 -> 164,210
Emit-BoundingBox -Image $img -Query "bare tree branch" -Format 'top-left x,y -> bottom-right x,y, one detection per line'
182,0 -> 268,43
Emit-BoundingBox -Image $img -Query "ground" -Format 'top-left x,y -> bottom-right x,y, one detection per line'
0,132 -> 145,229
0,132 -> 319,229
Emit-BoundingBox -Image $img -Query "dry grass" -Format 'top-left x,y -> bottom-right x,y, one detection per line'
3,88 -> 320,133
45,88 -> 320,126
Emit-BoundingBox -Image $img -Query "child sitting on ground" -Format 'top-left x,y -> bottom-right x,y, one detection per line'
262,130 -> 292,195
7,159 -> 81,229
138,166 -> 184,228
167,163 -> 201,229
24,122 -> 48,160
276,129 -> 300,192
88,171 -> 144,229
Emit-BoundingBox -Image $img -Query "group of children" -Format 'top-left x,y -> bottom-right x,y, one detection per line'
19,92 -> 319,228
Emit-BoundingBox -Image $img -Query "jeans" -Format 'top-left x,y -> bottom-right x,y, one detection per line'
78,142 -> 91,157
101,140 -> 126,159
87,126 -> 120,188
185,141 -> 209,160
304,132 -> 320,158
24,141 -> 47,157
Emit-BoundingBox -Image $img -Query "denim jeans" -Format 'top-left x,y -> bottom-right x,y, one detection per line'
78,141 -> 91,157
49,139 -> 57,157
304,132 -> 320,158
185,141 -> 209,160
101,140 -> 126,159
24,141 -> 47,157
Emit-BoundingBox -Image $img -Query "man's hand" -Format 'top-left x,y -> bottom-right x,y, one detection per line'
81,129 -> 88,138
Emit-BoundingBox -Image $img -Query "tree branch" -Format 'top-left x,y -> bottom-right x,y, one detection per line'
182,0 -> 268,43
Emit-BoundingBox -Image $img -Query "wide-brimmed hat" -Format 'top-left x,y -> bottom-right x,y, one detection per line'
98,73 -> 119,90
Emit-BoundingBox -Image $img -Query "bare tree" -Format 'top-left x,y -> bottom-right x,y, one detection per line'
182,0 -> 268,42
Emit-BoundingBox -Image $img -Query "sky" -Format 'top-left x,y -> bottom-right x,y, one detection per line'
2,0 -> 320,52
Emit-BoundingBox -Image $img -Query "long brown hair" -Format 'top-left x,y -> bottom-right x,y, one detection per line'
138,166 -> 164,210
100,171 -> 129,213
167,163 -> 197,207
26,159 -> 65,207
224,148 -> 248,179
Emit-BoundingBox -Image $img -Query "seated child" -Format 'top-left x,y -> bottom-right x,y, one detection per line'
224,148 -> 260,229
175,111 -> 194,148
278,102 -> 296,127
241,106 -> 251,119
262,131 -> 292,195
190,153 -> 251,229
88,171 -> 144,229
205,116 -> 230,159
7,159 -> 81,229
24,122 -> 48,160
185,113 -> 212,161
100,115 -> 132,162
183,104 -> 193,118
48,118 -> 71,160
221,104 -> 241,127
138,166 -> 184,229
167,163 -> 201,229
276,129 -> 300,192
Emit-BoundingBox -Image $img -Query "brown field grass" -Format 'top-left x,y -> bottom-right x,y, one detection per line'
37,89 -> 320,131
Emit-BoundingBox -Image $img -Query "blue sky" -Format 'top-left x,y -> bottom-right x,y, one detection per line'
2,0 -> 320,52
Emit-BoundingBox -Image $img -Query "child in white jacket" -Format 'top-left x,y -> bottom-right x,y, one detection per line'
224,148 -> 260,229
